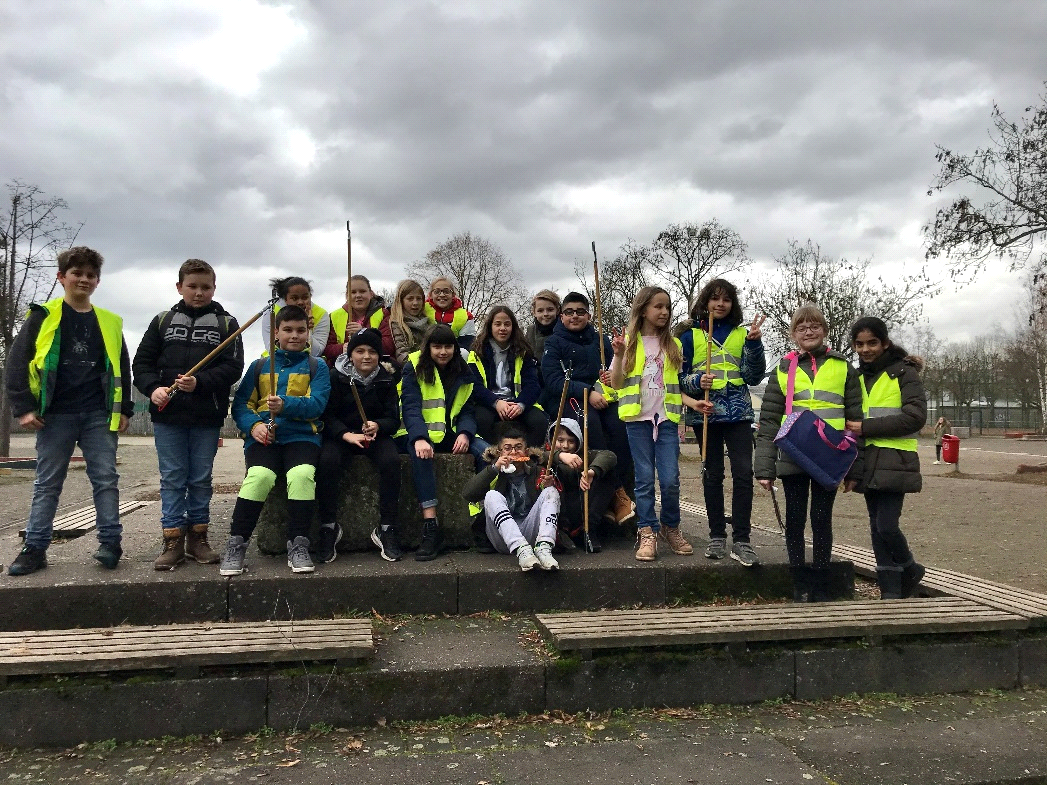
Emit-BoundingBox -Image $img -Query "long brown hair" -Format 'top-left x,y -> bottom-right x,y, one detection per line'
473,305 -> 534,362
624,286 -> 682,371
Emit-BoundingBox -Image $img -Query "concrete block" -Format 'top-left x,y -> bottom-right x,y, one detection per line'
546,649 -> 794,713
796,639 -> 1020,700
1019,636 -> 1047,688
0,676 -> 267,747
255,454 -> 476,554
666,559 -> 852,604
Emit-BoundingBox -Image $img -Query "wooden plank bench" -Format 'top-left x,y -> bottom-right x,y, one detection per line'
535,598 -> 1028,659
18,500 -> 153,540
0,619 -> 373,685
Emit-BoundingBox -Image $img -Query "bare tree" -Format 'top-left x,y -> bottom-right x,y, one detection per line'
0,181 -> 81,455
407,231 -> 528,320
749,239 -> 940,356
574,239 -> 654,334
650,220 -> 750,320
1013,266 -> 1047,431
924,86 -> 1047,282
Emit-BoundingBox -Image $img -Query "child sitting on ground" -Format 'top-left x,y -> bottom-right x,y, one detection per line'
462,422 -> 561,572
220,305 -> 331,576
549,418 -> 618,553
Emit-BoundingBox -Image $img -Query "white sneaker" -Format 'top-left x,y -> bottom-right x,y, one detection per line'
534,541 -> 559,571
933,460 -> 941,465
515,544 -> 540,571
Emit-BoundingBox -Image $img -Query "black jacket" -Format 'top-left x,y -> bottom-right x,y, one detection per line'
323,364 -> 400,440
540,322 -> 613,407
856,347 -> 927,494
132,300 -> 244,428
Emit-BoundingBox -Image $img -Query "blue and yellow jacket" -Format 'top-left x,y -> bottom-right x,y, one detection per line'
233,348 -> 330,447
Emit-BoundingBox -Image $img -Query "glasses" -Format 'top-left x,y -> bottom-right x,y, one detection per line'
562,308 -> 589,317
500,443 -> 527,454
431,288 -> 453,296
793,324 -> 824,335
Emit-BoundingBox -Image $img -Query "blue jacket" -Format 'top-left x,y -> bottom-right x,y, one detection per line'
233,349 -> 331,447
470,342 -> 541,409
540,322 -> 613,405
680,322 -> 765,425
400,360 -> 478,445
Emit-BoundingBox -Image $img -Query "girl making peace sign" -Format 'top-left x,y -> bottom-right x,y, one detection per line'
680,278 -> 766,567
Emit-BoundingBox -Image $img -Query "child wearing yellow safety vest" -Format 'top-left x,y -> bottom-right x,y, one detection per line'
324,274 -> 394,365
468,305 -> 547,447
848,317 -> 927,600
755,304 -> 864,602
610,286 -> 702,563
7,247 -> 134,576
425,276 -> 477,353
680,278 -> 766,568
262,276 -> 330,360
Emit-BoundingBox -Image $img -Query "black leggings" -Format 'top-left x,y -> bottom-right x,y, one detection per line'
780,473 -> 836,569
316,434 -> 401,527
935,444 -> 942,461
696,421 -> 754,542
864,489 -> 914,570
475,404 -> 548,447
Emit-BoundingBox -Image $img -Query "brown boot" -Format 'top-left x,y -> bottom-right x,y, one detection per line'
154,528 -> 186,571
186,524 -> 220,564
612,488 -> 637,525
660,526 -> 694,555
635,527 -> 658,562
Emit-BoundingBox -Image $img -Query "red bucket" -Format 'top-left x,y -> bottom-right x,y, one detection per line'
941,434 -> 960,464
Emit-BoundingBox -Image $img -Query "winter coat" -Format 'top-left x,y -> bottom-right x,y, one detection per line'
525,321 -> 556,385
469,341 -> 542,409
856,347 -> 927,494
679,319 -> 765,426
390,314 -> 433,367
133,300 -> 244,428
754,345 -> 864,482
462,446 -> 548,509
554,447 -> 617,494
400,359 -> 478,446
540,322 -> 614,408
322,364 -> 400,441
324,297 -> 395,365
233,349 -> 331,447
425,297 -> 477,352
933,418 -> 952,445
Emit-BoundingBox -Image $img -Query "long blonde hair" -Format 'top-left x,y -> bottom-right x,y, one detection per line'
389,279 -> 427,350
624,286 -> 681,371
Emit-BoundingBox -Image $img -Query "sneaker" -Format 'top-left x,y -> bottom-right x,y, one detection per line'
515,544 -> 540,571
287,536 -> 315,573
8,545 -> 47,576
933,460 -> 941,465
730,541 -> 759,567
635,528 -> 658,562
660,526 -> 694,555
93,542 -> 122,570
611,488 -> 637,525
316,523 -> 343,564
371,526 -> 404,562
534,541 -> 559,571
704,537 -> 727,560
219,536 -> 248,576
415,519 -> 443,562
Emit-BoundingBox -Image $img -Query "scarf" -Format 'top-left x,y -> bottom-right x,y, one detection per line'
335,354 -> 381,387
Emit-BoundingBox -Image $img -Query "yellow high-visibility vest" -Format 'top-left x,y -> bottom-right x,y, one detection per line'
860,373 -> 918,451
776,356 -> 848,430
329,306 -> 385,343
691,324 -> 746,389
424,303 -> 468,336
616,335 -> 684,424
398,351 -> 473,444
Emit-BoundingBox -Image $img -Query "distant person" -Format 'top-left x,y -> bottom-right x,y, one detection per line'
7,247 -> 134,576
425,277 -> 477,352
325,275 -> 394,364
389,279 -> 433,367
525,289 -> 560,385
848,317 -> 927,600
133,258 -> 244,571
754,304 -> 864,602
933,416 -> 952,464
262,276 -> 330,359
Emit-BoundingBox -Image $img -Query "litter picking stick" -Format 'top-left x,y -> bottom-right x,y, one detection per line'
543,366 -> 574,484
266,306 -> 277,439
769,483 -> 785,533
592,241 -> 606,369
349,380 -> 369,432
701,313 -> 713,472
158,298 -> 277,411
346,221 -> 352,283
583,392 -> 593,552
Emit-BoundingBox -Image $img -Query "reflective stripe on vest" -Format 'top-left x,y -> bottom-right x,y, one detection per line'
468,350 -> 522,399
424,303 -> 468,336
28,297 -> 125,431
776,356 -> 848,430
860,373 -> 918,452
691,325 -> 746,389
399,350 -> 473,444
616,335 -> 684,423
330,306 -> 384,343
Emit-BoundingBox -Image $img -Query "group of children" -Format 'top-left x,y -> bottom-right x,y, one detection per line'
6,247 -> 929,603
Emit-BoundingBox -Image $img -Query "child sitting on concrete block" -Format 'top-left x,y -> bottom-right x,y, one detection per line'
220,305 -> 330,576
549,418 -> 618,554
462,422 -> 561,572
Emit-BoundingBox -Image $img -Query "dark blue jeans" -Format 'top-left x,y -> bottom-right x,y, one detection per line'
153,422 -> 221,530
409,435 -> 490,509
24,410 -> 120,550
624,418 -> 680,533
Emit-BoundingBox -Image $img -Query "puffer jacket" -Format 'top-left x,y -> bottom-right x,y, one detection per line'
462,446 -> 549,509
754,345 -> 864,482
856,346 -> 927,494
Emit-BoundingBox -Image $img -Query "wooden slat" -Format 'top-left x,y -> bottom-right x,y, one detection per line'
0,619 -> 373,676
19,500 -> 153,539
535,598 -> 1027,652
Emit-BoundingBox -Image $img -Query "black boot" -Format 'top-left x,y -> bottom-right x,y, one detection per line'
471,514 -> 496,553
808,568 -> 832,602
877,569 -> 903,600
900,562 -> 926,598
789,566 -> 810,603
415,518 -> 443,562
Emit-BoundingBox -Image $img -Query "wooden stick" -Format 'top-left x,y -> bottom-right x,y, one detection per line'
543,367 -> 573,482
157,298 -> 277,410
583,392 -> 590,544
349,380 -> 368,428
346,220 -> 352,284
702,313 -> 713,465
267,306 -> 277,436
592,241 -> 606,369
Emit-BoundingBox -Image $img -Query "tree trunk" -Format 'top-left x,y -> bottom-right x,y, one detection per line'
0,371 -> 10,457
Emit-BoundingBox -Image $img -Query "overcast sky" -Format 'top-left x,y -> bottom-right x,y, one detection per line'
3,0 -> 1045,356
